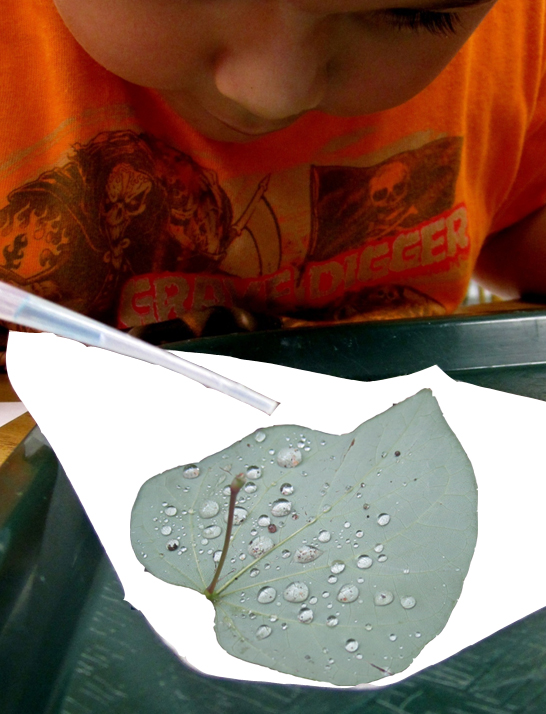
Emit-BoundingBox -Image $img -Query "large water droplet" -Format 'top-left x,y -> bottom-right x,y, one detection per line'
293,545 -> 322,563
318,530 -> 331,543
400,595 -> 416,609
203,525 -> 222,539
280,483 -> 294,495
277,447 -> 302,468
345,639 -> 359,653
183,465 -> 200,479
375,591 -> 394,606
377,513 -> 391,526
257,586 -> 277,604
337,584 -> 359,603
164,506 -> 177,516
247,465 -> 262,479
230,507 -> 248,525
257,514 -> 271,527
326,615 -> 338,627
248,536 -> 274,558
297,607 -> 314,624
254,431 -> 266,443
283,582 -> 309,602
199,500 -> 220,519
271,498 -> 292,517
160,525 -> 172,536
330,560 -> 345,574
357,555 -> 373,569
256,625 -> 272,640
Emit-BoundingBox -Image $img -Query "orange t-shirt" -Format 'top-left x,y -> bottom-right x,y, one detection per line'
1,0 -> 546,332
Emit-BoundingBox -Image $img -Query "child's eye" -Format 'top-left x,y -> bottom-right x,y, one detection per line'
383,9 -> 462,36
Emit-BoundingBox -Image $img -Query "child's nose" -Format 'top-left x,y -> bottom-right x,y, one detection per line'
213,6 -> 330,121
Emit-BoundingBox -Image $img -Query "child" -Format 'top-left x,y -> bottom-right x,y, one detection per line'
1,0 -> 545,343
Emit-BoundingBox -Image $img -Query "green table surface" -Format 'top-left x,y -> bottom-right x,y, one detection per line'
1,310 -> 546,714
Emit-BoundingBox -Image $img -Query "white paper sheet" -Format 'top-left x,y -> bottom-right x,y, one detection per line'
6,331 -> 546,688
0,400 -> 27,428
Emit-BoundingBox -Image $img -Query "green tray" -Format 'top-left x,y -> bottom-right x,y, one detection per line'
1,311 -> 546,713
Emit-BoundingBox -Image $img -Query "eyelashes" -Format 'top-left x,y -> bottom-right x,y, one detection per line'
383,9 -> 462,36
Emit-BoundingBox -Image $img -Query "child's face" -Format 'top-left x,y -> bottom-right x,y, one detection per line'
54,0 -> 497,142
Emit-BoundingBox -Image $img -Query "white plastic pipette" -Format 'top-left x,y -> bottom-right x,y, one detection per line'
0,281 -> 279,415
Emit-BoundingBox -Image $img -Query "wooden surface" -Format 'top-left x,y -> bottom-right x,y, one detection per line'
0,374 -> 35,467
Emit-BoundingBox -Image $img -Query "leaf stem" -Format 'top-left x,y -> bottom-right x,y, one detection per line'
205,473 -> 245,599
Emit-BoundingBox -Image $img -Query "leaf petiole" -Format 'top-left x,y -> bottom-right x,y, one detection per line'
205,473 -> 246,599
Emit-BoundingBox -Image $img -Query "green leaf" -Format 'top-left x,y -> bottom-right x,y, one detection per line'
130,389 -> 477,686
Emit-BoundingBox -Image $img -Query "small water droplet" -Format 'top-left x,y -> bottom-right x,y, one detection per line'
377,513 -> 391,526
277,447 -> 302,468
293,545 -> 322,563
284,582 -> 309,602
281,549 -> 291,558
309,596 -> 318,605
345,639 -> 359,653
250,568 -> 260,577
355,530 -> 364,538
203,525 -> 222,539
166,539 -> 179,551
374,543 -> 384,553
244,482 -> 257,494
256,625 -> 272,640
254,431 -> 266,443
271,498 -> 292,517
160,525 -> 172,536
183,464 -> 200,479
280,483 -> 294,495
326,615 -> 338,627
415,631 -> 422,638
248,536 -> 274,558
247,465 -> 262,479
258,514 -> 271,527
257,586 -> 277,604
318,530 -> 331,543
165,506 -> 177,516
378,554 -> 388,563
381,451 -> 387,458
298,607 -> 314,624
337,584 -> 359,603
400,595 -> 416,609
389,634 -> 397,641
344,522 -> 351,528
327,575 -> 338,584
213,550 -> 222,563
375,591 -> 394,606
199,500 -> 220,519
330,561 -> 345,574
268,524 -> 277,533
357,555 -> 373,569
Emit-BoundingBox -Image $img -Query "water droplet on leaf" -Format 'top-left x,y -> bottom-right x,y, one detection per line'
337,584 -> 359,603
330,561 -> 345,574
298,607 -> 314,624
271,499 -> 292,517
318,530 -> 331,543
256,625 -> 272,639
357,555 -> 373,569
254,431 -> 266,443
280,483 -> 294,495
284,582 -> 309,602
199,500 -> 220,519
401,595 -> 416,609
203,525 -> 222,539
248,536 -> 274,558
165,506 -> 177,516
183,465 -> 200,479
277,447 -> 302,468
257,586 -> 277,604
345,639 -> 359,652
293,545 -> 322,563
377,513 -> 391,526
160,525 -> 172,536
